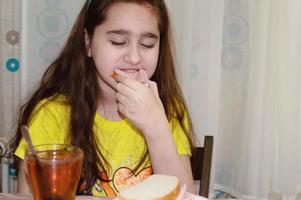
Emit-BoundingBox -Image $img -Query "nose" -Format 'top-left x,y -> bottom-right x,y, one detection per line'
124,44 -> 141,64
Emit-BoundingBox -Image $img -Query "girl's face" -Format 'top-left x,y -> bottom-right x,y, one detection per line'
86,2 -> 160,94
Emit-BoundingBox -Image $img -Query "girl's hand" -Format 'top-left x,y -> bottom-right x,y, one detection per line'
113,69 -> 170,136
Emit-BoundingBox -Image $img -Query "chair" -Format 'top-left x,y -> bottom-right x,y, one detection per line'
190,135 -> 214,197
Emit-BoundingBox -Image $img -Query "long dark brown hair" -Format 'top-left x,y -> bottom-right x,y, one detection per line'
11,0 -> 195,191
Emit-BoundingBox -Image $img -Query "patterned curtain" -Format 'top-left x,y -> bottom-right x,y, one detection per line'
0,0 -> 84,193
0,0 -> 21,139
215,0 -> 301,199
0,0 -> 85,138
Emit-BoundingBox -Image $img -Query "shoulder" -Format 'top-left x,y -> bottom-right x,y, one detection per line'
15,95 -> 70,159
35,94 -> 69,111
29,94 -> 70,123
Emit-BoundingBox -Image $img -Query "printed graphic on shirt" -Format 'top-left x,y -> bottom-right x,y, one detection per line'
78,166 -> 153,197
112,166 -> 153,193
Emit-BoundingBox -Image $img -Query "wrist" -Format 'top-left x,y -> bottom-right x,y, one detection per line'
142,121 -> 171,141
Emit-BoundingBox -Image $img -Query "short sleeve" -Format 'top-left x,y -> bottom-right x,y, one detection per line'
14,97 -> 70,159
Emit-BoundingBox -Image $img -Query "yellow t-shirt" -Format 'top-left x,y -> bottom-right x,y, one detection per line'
15,95 -> 191,197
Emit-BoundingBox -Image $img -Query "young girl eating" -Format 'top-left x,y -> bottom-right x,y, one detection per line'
12,0 -> 196,198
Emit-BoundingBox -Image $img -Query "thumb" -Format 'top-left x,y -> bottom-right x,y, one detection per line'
136,69 -> 149,83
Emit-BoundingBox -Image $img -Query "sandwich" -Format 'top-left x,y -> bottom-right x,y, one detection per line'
118,174 -> 181,200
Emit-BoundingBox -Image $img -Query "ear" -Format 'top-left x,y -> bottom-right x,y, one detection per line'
85,29 -> 92,57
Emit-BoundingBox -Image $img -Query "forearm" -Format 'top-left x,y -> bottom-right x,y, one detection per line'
144,126 -> 196,193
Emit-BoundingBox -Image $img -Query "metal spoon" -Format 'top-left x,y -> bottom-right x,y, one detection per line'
20,125 -> 51,197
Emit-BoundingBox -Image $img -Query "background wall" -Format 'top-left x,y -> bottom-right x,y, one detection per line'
0,0 -> 85,138
165,0 -> 224,147
20,0 -> 85,100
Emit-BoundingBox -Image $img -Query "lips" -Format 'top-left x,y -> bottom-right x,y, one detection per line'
119,69 -> 139,73
117,68 -> 140,79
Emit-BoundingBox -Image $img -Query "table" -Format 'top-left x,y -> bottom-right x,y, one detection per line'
0,193 -> 213,200
0,193 -> 109,200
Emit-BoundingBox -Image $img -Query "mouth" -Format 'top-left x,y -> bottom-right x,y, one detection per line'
113,68 -> 149,83
118,69 -> 140,78
119,69 -> 139,73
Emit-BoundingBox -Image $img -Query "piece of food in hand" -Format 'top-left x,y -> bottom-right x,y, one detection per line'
118,174 -> 180,200
111,71 -> 119,78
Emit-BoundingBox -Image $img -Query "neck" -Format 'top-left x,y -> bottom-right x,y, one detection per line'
97,84 -> 122,121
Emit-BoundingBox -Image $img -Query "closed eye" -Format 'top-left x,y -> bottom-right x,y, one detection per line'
141,43 -> 154,49
111,41 -> 126,46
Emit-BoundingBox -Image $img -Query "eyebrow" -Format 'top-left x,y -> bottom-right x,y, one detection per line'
106,29 -> 159,39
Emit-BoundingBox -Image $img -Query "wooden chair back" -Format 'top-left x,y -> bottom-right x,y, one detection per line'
190,135 -> 213,197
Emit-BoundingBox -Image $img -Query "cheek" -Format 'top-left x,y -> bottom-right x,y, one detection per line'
92,47 -> 117,71
146,51 -> 160,77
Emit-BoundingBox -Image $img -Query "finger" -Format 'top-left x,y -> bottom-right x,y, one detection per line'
136,69 -> 149,83
117,102 -> 126,115
112,69 -> 128,83
147,81 -> 160,97
116,82 -> 135,98
116,92 -> 129,105
113,69 -> 144,91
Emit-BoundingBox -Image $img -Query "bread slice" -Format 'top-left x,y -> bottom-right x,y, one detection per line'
118,174 -> 180,200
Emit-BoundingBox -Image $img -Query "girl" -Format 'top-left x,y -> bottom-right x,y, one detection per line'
12,0 -> 196,198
